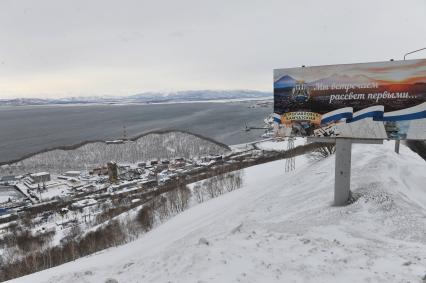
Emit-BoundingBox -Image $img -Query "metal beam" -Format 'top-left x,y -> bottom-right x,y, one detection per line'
404,47 -> 426,60
307,137 -> 383,144
306,137 -> 336,143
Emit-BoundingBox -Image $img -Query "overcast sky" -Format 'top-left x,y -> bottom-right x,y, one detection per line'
0,0 -> 425,98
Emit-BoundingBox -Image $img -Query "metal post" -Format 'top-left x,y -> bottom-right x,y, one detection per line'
395,140 -> 400,154
334,138 -> 352,206
307,137 -> 383,205
404,47 -> 426,60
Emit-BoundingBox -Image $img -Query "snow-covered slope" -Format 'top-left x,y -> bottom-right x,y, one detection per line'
8,141 -> 426,283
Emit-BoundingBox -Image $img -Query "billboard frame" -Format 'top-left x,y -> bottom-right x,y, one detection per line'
274,58 -> 426,141
277,58 -> 426,205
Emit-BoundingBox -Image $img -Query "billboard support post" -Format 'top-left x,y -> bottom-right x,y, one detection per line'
333,138 -> 384,205
395,140 -> 400,154
307,137 -> 383,205
334,138 -> 352,206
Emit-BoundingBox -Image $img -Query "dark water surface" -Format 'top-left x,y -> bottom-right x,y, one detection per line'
0,102 -> 271,163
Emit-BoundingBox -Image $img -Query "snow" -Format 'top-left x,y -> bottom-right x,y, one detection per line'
256,138 -> 306,151
230,138 -> 306,153
30,172 -> 50,177
71,198 -> 98,209
38,184 -> 73,200
0,186 -> 25,203
8,141 -> 426,283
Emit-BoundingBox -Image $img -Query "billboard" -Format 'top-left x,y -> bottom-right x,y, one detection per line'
273,59 -> 426,140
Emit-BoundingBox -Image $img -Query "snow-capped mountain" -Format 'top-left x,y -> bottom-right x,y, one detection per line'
0,90 -> 271,106
128,90 -> 271,102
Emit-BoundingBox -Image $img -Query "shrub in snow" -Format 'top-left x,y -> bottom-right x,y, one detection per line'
136,206 -> 154,231
198,237 -> 210,246
309,144 -> 336,160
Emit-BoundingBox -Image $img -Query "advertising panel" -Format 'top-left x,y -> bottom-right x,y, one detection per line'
273,59 -> 426,139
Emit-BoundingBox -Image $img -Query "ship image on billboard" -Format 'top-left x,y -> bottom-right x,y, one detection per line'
273,59 -> 426,140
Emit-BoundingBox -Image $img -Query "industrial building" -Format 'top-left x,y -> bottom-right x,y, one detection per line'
30,172 -> 51,183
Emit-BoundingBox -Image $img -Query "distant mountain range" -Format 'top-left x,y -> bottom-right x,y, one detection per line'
0,90 -> 272,106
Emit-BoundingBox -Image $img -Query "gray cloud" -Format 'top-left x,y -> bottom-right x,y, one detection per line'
0,0 -> 425,98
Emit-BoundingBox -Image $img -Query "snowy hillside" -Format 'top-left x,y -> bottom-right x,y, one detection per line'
0,131 -> 229,175
8,141 -> 426,283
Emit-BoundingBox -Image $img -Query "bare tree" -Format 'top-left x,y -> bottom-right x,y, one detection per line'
192,183 -> 204,203
309,144 -> 336,160
136,206 -> 154,231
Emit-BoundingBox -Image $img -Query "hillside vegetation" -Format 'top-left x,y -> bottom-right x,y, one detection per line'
0,131 -> 230,175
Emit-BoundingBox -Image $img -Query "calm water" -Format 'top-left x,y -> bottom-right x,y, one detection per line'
0,102 -> 271,163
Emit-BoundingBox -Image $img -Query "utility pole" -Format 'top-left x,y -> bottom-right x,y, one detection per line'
404,47 -> 426,60
123,125 -> 127,141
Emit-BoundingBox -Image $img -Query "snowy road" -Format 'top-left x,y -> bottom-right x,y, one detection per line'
8,141 -> 426,283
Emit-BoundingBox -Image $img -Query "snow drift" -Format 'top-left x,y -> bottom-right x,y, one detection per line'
8,141 -> 426,283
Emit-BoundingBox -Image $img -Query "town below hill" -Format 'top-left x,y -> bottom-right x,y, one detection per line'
0,134 -> 315,281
